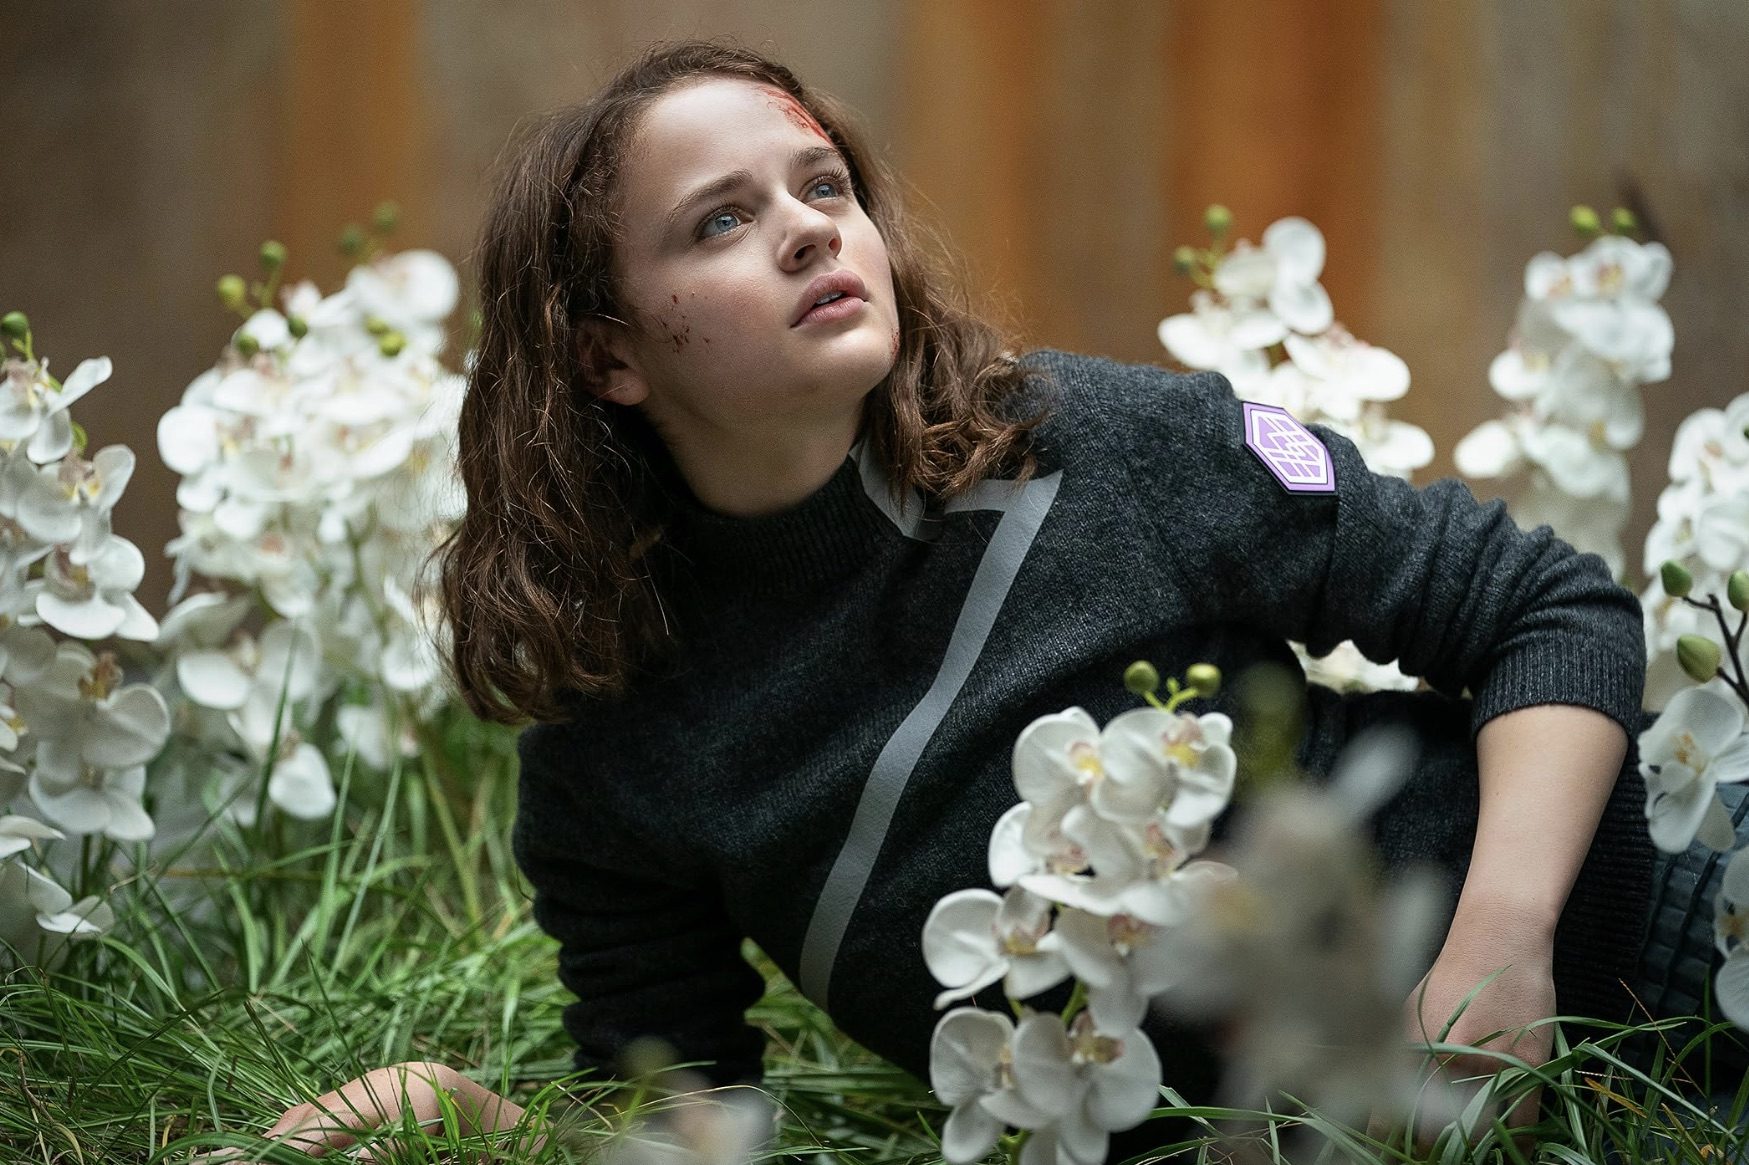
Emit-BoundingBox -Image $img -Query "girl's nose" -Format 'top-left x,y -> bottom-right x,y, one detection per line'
781,205 -> 842,268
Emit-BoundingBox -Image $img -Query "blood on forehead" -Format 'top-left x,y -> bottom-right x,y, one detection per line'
759,86 -> 831,144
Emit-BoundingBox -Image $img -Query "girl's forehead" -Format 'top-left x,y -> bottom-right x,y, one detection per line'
634,77 -> 830,164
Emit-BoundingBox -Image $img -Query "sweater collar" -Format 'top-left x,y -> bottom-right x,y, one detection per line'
665,440 -> 921,593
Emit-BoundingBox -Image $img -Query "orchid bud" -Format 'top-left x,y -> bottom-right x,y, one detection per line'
364,315 -> 390,336
373,201 -> 400,234
258,240 -> 287,271
1660,560 -> 1693,598
233,331 -> 260,359
1172,245 -> 1197,276
0,311 -> 28,340
1569,205 -> 1601,237
1123,660 -> 1160,697
339,224 -> 366,257
1185,663 -> 1222,698
1204,204 -> 1232,236
1677,634 -> 1722,683
287,315 -> 309,339
215,275 -> 247,311
1611,207 -> 1638,234
378,331 -> 406,358
1730,570 -> 1749,613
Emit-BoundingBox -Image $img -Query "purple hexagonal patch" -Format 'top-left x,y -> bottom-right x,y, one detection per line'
1242,401 -> 1335,494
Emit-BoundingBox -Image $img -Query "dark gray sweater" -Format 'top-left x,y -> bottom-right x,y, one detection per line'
513,349 -> 1652,1100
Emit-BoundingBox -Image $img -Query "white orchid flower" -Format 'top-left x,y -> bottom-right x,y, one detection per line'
0,814 -> 64,860
0,356 -> 111,464
0,601 -> 55,686
1519,423 -> 1628,500
1281,328 -> 1409,421
923,886 -> 1072,1009
929,1008 -> 1081,1165
346,249 -> 461,355
1157,289 -> 1284,377
1300,639 -> 1419,694
1212,219 -> 1335,336
12,644 -> 171,769
0,455 -> 54,578
14,445 -> 137,566
1542,236 -> 1674,381
1026,813 -> 1229,927
1640,684 -> 1749,853
1692,493 -> 1749,575
1012,708 -> 1174,853
1714,846 -> 1749,1030
29,537 -> 158,641
1050,908 -> 1186,1030
28,757 -> 155,842
239,308 -> 294,353
0,861 -> 113,970
335,697 -> 419,770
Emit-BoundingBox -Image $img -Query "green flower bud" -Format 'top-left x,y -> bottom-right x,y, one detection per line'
364,315 -> 390,336
1123,660 -> 1160,697
1611,207 -> 1638,234
287,315 -> 309,339
258,240 -> 287,271
216,275 -> 247,311
1660,560 -> 1693,598
378,331 -> 406,358
1730,570 -> 1749,613
234,331 -> 260,359
0,311 -> 29,340
1204,204 -> 1233,236
1569,205 -> 1601,236
1677,634 -> 1722,684
372,201 -> 400,234
1185,663 -> 1222,698
1172,245 -> 1197,276
339,224 -> 366,258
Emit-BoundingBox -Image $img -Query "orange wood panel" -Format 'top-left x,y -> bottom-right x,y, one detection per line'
898,0 -> 1048,340
1164,0 -> 1386,339
281,0 -> 423,289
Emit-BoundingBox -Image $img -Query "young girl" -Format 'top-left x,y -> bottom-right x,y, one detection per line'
243,39 -> 1670,1159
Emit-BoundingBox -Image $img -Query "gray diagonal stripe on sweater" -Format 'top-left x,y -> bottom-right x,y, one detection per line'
798,467 -> 1063,1008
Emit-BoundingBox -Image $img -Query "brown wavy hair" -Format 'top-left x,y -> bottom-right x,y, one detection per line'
436,39 -> 1050,725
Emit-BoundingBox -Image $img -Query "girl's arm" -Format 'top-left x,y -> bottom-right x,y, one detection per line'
1391,702 -> 1628,1147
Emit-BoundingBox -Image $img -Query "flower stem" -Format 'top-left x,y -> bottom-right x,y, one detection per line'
1061,978 -> 1087,1024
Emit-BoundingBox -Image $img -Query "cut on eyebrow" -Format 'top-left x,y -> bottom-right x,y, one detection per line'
661,144 -> 848,235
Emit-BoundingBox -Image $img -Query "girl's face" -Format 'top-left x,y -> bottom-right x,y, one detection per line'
595,76 -> 901,446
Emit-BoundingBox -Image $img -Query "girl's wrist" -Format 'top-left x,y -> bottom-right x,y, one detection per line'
1446,887 -> 1560,949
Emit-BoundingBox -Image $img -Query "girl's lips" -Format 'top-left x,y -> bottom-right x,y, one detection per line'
794,295 -> 865,327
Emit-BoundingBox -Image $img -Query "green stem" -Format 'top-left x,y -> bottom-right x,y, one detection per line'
1060,979 -> 1087,1024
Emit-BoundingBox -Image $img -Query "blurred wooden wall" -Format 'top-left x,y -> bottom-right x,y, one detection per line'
1,0 -> 1744,616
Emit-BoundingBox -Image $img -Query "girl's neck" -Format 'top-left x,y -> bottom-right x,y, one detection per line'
662,408 -> 862,518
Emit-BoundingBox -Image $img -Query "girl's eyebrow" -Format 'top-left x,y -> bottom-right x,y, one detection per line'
662,144 -> 847,234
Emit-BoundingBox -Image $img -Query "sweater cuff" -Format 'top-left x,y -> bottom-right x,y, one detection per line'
1468,641 -> 1647,741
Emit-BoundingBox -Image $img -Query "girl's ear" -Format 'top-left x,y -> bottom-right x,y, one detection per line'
578,320 -> 650,407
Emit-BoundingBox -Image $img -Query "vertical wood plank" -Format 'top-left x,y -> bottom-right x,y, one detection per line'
282,0 -> 423,286
1162,0 -> 1386,339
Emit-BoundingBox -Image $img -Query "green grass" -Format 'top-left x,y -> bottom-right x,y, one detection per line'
1,713 -> 1745,1164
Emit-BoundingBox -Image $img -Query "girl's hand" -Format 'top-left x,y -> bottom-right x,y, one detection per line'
1374,927 -> 1556,1154
190,1060 -> 535,1162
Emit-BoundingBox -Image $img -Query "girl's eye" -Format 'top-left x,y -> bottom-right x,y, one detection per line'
807,172 -> 848,200
699,209 -> 743,239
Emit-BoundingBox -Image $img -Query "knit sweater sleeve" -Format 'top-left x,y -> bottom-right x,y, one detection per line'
1089,359 -> 1647,738
512,722 -> 768,1086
